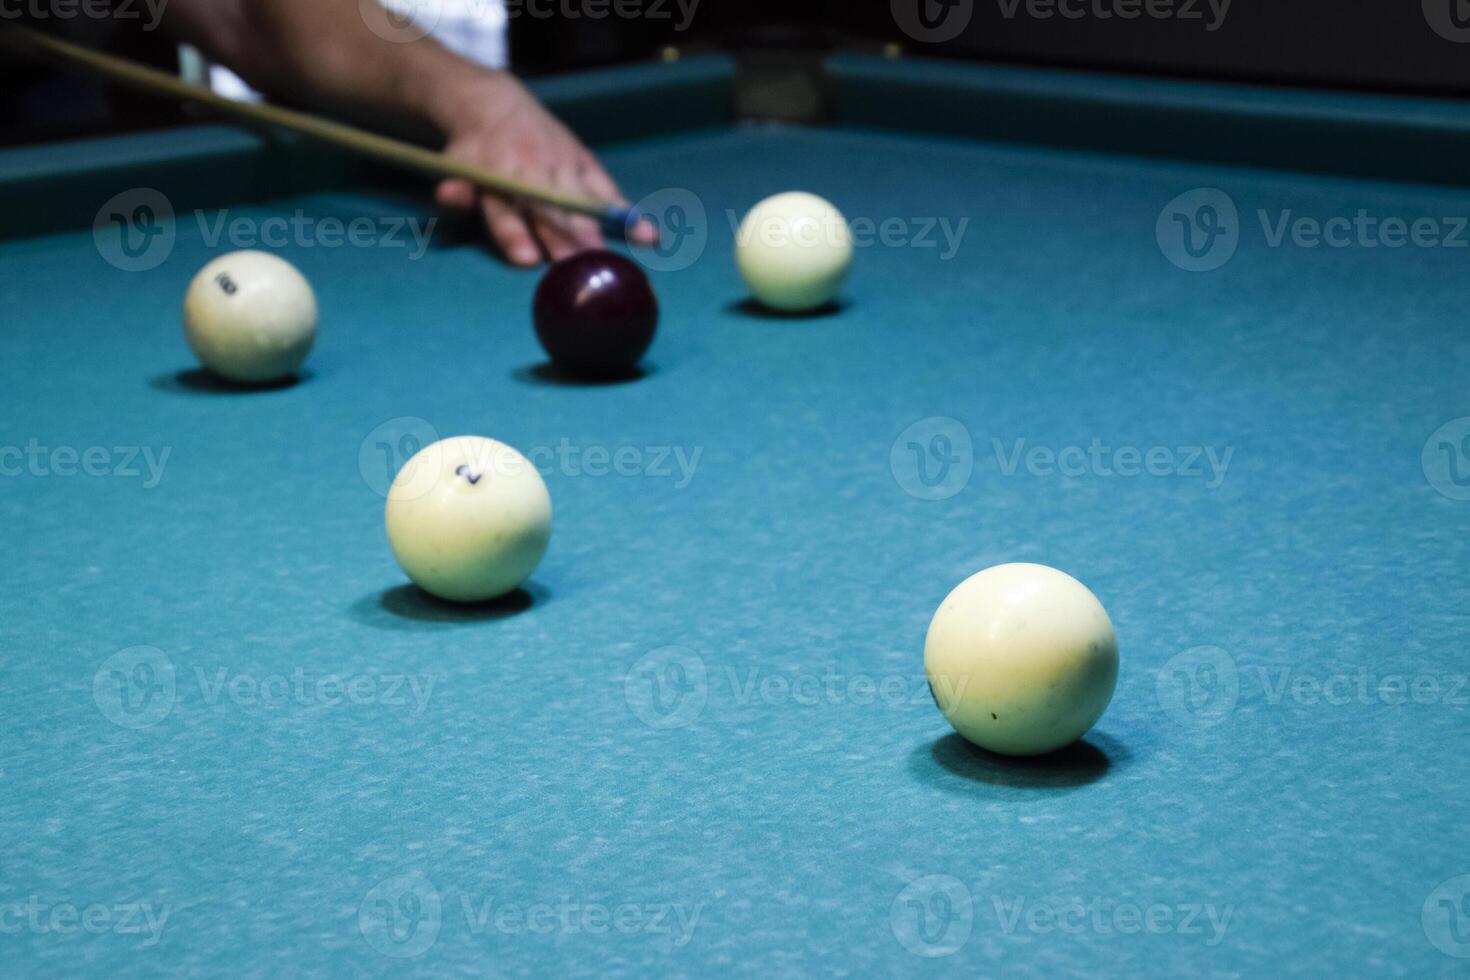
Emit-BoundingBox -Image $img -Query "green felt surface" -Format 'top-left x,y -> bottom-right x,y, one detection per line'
829,52 -> 1470,185
2,61 -> 1470,978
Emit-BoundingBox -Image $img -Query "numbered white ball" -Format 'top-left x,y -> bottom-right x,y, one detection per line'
925,563 -> 1119,756
182,250 -> 316,384
736,191 -> 852,312
385,436 -> 551,603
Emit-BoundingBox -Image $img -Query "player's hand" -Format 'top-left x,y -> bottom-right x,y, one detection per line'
433,73 -> 656,267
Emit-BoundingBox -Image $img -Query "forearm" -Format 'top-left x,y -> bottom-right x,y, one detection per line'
153,0 -> 651,265
159,0 -> 504,134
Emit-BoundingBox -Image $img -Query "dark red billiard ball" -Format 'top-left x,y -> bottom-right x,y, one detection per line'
532,250 -> 658,377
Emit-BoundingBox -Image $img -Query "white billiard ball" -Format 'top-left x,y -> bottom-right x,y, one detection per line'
182,250 -> 317,384
735,191 -> 852,312
385,436 -> 551,603
925,563 -> 1119,756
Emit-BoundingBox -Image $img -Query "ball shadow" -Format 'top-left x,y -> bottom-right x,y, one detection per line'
351,582 -> 547,629
726,298 -> 848,321
911,732 -> 1129,793
511,362 -> 653,388
150,368 -> 311,394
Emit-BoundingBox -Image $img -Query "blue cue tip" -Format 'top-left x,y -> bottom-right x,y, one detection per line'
602,205 -> 644,240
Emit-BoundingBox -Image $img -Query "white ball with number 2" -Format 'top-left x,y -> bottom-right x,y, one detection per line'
385,436 -> 552,603
736,191 -> 852,312
182,250 -> 316,384
925,563 -> 1119,756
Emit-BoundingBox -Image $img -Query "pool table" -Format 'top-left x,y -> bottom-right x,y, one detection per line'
2,50 -> 1469,977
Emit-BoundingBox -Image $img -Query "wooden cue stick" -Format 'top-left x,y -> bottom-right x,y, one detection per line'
0,22 -> 637,228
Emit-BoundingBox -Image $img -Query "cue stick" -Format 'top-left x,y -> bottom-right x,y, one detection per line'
0,23 -> 640,230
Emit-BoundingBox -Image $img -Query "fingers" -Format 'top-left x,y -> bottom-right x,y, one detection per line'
574,158 -> 658,247
480,197 -> 541,267
440,95 -> 662,265
474,190 -> 596,266
527,164 -> 604,259
528,207 -> 586,262
579,158 -> 624,207
435,178 -> 476,211
566,214 -> 604,253
625,215 -> 660,246
451,148 -> 651,264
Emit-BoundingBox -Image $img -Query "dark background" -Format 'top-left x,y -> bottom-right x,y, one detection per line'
4,0 -> 1470,145
513,0 -> 1470,92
